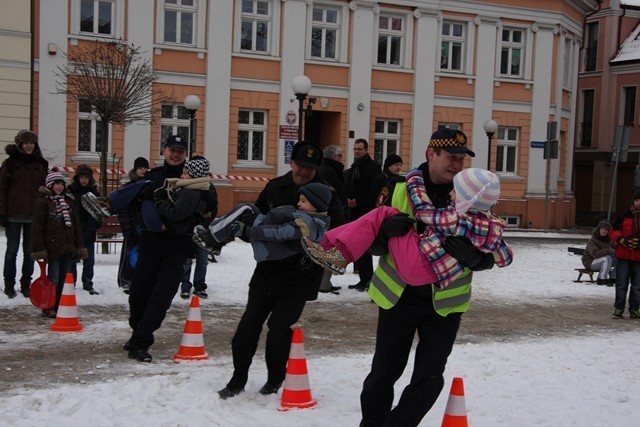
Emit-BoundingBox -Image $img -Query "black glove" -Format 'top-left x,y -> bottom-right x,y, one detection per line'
0,216 -> 7,227
154,187 -> 169,207
380,213 -> 415,238
618,236 -> 639,249
138,184 -> 156,200
238,210 -> 259,228
443,236 -> 495,271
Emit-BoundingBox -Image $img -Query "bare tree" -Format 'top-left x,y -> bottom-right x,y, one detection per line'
54,40 -> 173,196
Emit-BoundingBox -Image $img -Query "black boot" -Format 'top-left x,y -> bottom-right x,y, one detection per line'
4,281 -> 16,299
259,382 -> 282,395
20,280 -> 30,298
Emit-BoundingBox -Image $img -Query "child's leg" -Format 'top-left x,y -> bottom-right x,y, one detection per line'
208,204 -> 258,243
387,231 -> 439,286
323,206 -> 400,262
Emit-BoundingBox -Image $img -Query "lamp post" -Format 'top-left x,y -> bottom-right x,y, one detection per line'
483,119 -> 498,170
291,75 -> 312,142
184,95 -> 200,159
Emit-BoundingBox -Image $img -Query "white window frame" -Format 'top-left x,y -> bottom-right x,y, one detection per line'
233,0 -> 281,57
159,104 -> 191,154
374,9 -> 413,70
496,25 -> 532,80
439,20 -> 466,74
620,85 -> 637,127
306,2 -> 349,63
496,126 -> 519,175
76,100 -> 111,157
70,0 -> 124,39
237,109 -> 267,164
562,36 -> 574,89
373,119 -> 400,166
156,0 -> 207,49
437,123 -> 461,131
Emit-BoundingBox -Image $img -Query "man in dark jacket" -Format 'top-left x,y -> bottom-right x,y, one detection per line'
218,141 -> 345,399
0,130 -> 48,298
125,136 -> 217,363
344,138 -> 382,291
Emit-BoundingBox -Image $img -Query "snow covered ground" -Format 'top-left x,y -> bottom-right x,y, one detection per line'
1,232 -> 639,426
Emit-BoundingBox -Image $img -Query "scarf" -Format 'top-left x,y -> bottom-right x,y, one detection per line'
163,177 -> 212,203
49,194 -> 72,228
632,204 -> 640,235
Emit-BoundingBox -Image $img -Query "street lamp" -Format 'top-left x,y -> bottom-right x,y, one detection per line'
184,94 -> 200,159
483,119 -> 498,170
291,75 -> 312,142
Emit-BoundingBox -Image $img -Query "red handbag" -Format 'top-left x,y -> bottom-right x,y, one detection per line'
29,260 -> 56,310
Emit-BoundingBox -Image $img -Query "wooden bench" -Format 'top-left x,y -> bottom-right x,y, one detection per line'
95,215 -> 123,254
567,247 -> 596,283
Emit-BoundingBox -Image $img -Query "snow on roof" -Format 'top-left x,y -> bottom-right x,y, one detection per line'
611,22 -> 640,63
621,0 -> 640,7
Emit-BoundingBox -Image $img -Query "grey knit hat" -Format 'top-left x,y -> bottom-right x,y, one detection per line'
299,183 -> 331,212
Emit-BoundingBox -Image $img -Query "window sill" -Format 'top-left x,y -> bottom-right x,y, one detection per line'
305,58 -> 350,68
71,152 -> 120,164
231,162 -> 274,172
495,173 -> 523,182
232,52 -> 281,61
494,76 -> 533,86
68,34 -> 116,45
371,65 -> 414,74
153,44 -> 206,56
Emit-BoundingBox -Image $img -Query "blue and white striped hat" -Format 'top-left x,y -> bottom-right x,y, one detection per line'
453,168 -> 500,214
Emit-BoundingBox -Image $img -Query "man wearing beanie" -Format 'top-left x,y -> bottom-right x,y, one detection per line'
609,190 -> 640,319
217,141 -> 344,399
359,128 -> 498,427
370,153 -> 404,209
0,130 -> 49,298
344,138 -> 382,291
125,140 -> 217,362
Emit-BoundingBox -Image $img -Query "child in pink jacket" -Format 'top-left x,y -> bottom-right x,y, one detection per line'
303,168 -> 512,288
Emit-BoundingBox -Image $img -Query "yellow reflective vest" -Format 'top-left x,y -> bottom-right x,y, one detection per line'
368,182 -> 472,316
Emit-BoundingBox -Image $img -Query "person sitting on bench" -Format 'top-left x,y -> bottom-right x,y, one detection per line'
581,220 -> 616,286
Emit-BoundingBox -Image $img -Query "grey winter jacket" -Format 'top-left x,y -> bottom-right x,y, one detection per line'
582,225 -> 615,269
247,205 -> 330,262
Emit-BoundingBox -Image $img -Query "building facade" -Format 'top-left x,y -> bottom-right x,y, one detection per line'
575,0 -> 640,225
31,0 -> 599,226
0,0 -> 33,160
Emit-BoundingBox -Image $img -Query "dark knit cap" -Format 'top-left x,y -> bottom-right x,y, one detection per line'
383,154 -> 403,170
15,129 -> 38,146
633,190 -> 640,201
299,183 -> 331,212
134,157 -> 150,169
75,164 -> 93,176
597,220 -> 612,230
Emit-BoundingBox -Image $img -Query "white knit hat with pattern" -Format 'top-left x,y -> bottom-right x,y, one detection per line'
184,156 -> 210,179
453,168 -> 500,214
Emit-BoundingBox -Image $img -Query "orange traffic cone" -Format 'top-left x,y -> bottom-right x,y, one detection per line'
441,377 -> 468,427
279,323 -> 316,410
50,273 -> 83,332
172,295 -> 209,362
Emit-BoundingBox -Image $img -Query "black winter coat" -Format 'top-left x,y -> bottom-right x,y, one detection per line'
345,154 -> 382,219
251,171 -> 345,300
320,157 -> 348,221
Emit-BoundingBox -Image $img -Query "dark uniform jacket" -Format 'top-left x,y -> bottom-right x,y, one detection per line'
345,154 -> 382,220
0,144 -> 49,221
250,171 -> 344,300
320,157 -> 348,220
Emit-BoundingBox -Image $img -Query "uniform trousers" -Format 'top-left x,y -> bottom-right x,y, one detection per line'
227,287 -> 306,389
360,285 -> 461,427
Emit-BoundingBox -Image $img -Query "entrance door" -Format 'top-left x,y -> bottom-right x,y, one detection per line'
306,111 -> 341,150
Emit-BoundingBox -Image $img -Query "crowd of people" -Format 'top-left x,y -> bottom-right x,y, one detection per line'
1,127 -> 639,426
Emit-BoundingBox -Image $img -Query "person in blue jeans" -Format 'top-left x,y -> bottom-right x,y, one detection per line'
67,165 -> 101,295
0,130 -> 49,298
180,246 -> 209,299
610,190 -> 640,319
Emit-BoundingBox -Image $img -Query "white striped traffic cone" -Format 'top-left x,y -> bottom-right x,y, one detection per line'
441,377 -> 468,427
50,273 -> 83,332
172,295 -> 209,362
279,323 -> 316,410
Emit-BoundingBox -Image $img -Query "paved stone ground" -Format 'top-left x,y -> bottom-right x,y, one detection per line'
1,294 -> 636,395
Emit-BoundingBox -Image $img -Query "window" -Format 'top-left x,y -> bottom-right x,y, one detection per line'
160,105 -> 190,152
622,86 -> 636,127
80,0 -> 115,36
437,123 -> 461,131
77,99 -> 109,153
240,0 -> 271,53
311,6 -> 339,60
500,28 -> 524,78
373,120 -> 400,165
584,22 -> 598,72
579,89 -> 594,147
563,38 -> 573,88
377,14 -> 404,66
440,21 -> 465,72
237,110 -> 266,162
496,127 -> 518,174
162,0 -> 196,45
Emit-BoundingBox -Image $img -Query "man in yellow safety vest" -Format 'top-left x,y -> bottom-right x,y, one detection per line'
359,128 -> 496,427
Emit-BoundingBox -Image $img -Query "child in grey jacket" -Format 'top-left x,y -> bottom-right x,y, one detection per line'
194,183 -> 331,262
